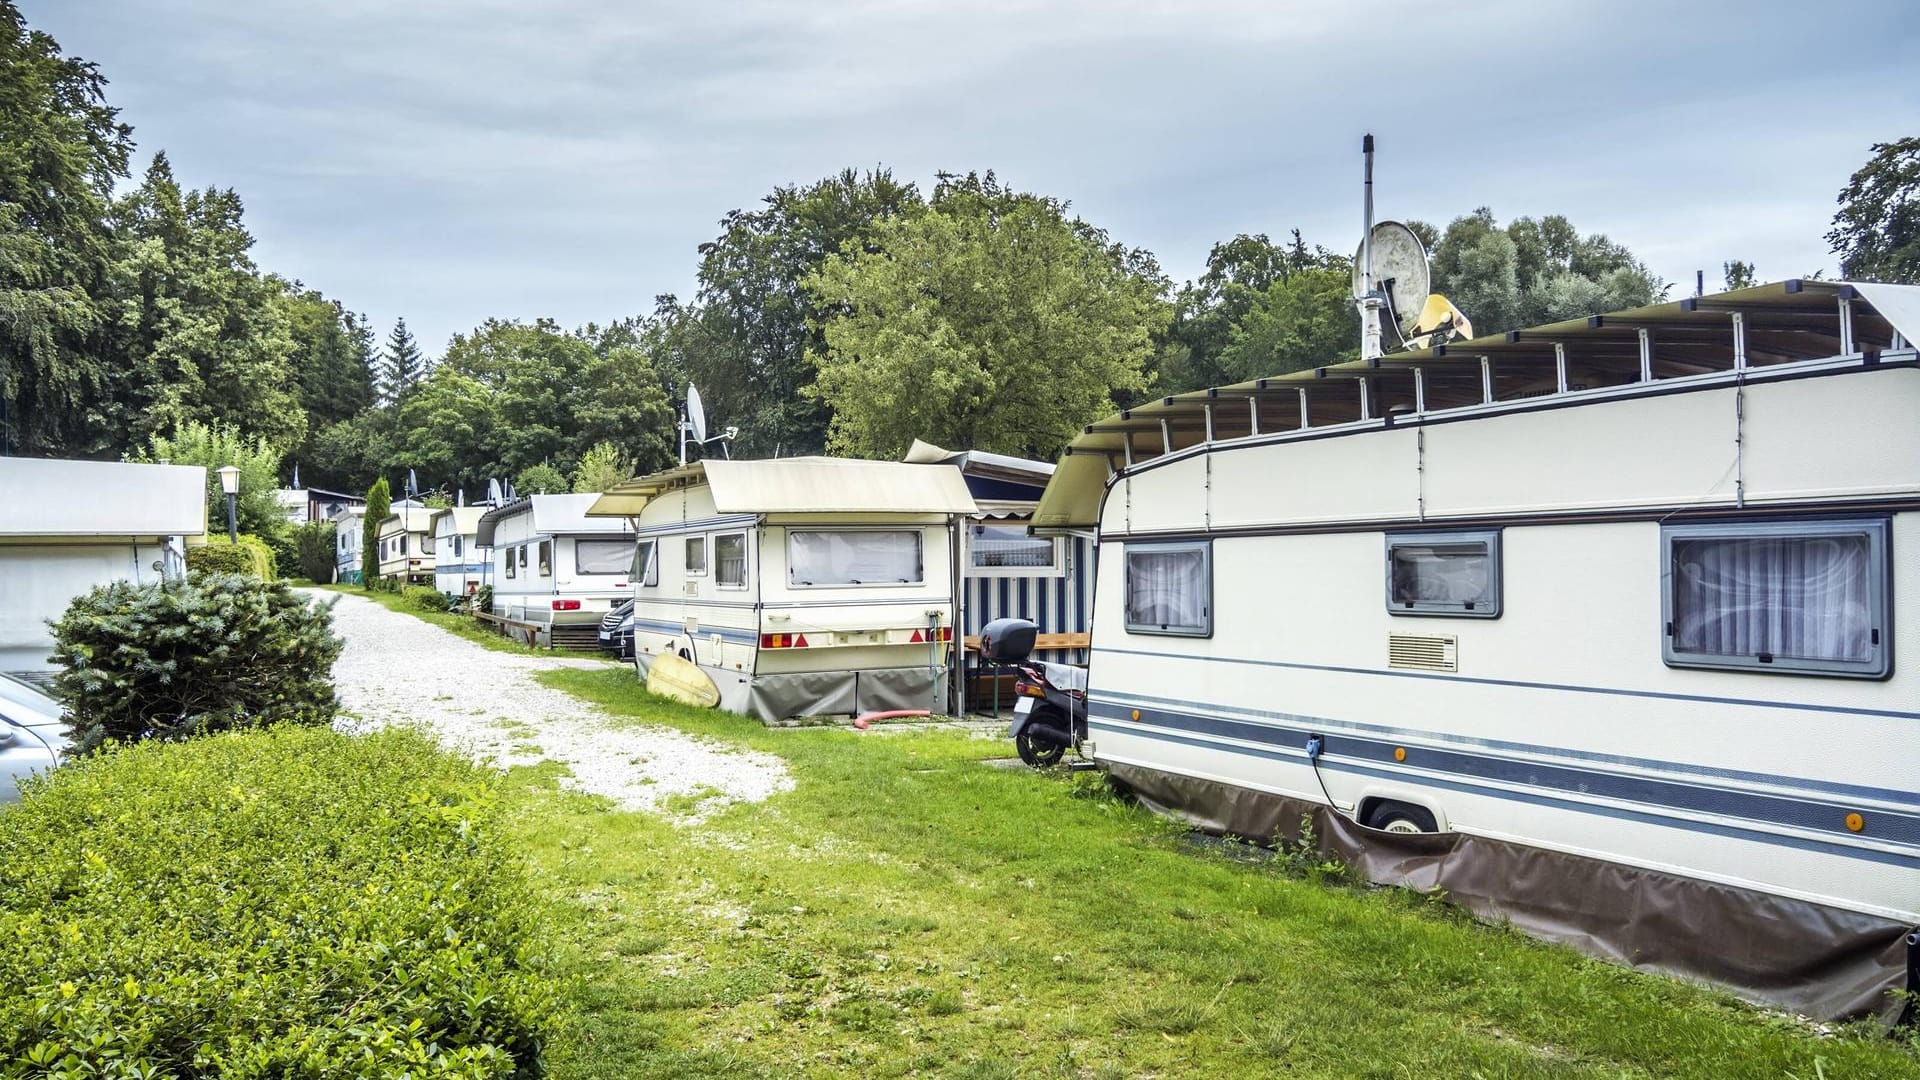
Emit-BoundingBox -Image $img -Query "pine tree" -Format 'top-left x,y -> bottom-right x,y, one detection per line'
360,476 -> 390,587
381,318 -> 426,405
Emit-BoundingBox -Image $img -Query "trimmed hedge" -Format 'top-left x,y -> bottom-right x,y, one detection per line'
404,584 -> 452,612
185,535 -> 278,579
0,725 -> 558,1077
49,573 -> 341,754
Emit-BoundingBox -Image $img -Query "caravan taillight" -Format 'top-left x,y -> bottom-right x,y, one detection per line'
552,599 -> 580,611
759,632 -> 809,649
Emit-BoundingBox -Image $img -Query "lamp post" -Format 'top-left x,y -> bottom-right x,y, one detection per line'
216,465 -> 240,543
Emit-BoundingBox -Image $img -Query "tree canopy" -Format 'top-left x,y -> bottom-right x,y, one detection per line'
804,172 -> 1169,459
1415,209 -> 1666,340
1828,138 -> 1919,283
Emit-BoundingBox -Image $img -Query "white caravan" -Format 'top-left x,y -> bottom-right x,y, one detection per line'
374,503 -> 436,584
428,506 -> 488,598
477,494 -> 635,649
1035,280 -> 1920,1023
0,458 -> 205,679
587,458 -> 977,721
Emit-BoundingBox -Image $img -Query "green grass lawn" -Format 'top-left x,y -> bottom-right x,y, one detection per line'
509,669 -> 1919,1079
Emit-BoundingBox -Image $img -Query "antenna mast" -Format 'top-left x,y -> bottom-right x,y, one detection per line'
1357,133 -> 1386,362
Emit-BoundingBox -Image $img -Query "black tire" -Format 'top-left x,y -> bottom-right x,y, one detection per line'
1362,799 -> 1438,834
1015,729 -> 1067,768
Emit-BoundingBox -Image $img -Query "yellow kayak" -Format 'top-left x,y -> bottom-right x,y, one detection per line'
647,652 -> 720,708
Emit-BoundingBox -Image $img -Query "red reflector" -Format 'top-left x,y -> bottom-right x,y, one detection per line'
793,634 -> 808,648
551,599 -> 580,611
909,629 -> 924,643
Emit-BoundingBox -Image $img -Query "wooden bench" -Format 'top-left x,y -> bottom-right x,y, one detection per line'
474,609 -> 545,648
963,632 -> 1091,653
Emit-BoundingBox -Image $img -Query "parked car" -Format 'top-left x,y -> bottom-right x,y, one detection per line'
1,673 -> 67,803
598,599 -> 634,661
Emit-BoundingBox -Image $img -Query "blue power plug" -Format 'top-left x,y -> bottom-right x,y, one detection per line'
1305,734 -> 1324,760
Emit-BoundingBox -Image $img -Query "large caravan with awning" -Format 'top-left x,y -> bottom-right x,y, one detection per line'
587,458 -> 977,721
478,494 -> 635,649
429,506 -> 488,598
1035,280 -> 1920,1023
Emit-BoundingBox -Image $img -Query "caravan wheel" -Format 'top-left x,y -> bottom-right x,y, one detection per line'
1362,799 -> 1438,834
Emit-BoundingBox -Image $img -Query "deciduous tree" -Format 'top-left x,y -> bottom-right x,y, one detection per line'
805,172 -> 1169,459
1828,138 -> 1920,283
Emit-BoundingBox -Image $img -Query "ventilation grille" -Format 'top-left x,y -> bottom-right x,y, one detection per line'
548,623 -> 604,651
1388,633 -> 1457,673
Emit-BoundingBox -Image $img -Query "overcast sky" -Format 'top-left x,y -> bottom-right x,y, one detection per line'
27,0 -> 1920,354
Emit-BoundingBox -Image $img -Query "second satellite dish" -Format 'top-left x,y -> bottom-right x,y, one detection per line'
1352,220 -> 1431,332
686,384 -> 709,445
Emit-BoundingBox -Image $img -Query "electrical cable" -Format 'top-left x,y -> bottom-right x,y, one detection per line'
1304,734 -> 1343,815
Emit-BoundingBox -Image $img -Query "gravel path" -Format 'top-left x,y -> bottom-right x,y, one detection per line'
312,590 -> 791,820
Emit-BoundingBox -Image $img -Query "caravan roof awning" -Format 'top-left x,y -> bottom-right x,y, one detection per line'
1034,279 -> 1920,529
587,457 -> 979,519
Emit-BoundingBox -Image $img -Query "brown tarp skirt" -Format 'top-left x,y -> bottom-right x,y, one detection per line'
1108,762 -> 1916,1026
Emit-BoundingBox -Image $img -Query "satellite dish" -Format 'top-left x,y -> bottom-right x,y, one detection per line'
486,478 -> 502,505
1352,221 -> 1431,333
686,384 -> 709,445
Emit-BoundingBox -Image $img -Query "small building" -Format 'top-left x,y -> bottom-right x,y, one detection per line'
331,505 -> 366,585
477,494 -> 635,649
0,458 -> 206,680
903,441 -> 1096,711
429,506 -> 489,597
274,486 -> 364,525
586,458 -> 977,721
374,503 -> 436,585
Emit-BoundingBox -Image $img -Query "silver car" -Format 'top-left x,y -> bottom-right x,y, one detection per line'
0,674 -> 67,802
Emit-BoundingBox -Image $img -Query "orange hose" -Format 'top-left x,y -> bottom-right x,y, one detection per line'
853,709 -> 929,729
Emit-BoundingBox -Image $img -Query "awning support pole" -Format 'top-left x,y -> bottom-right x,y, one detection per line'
1413,367 -> 1426,414
1297,388 -> 1309,429
1121,432 -> 1134,468
1159,418 -> 1173,456
1838,295 -> 1856,355
1638,328 -> 1653,383
1202,403 -> 1215,444
1248,396 -> 1261,436
1732,312 -> 1748,372
1554,343 -> 1569,394
1357,377 -> 1371,421
1480,356 -> 1493,403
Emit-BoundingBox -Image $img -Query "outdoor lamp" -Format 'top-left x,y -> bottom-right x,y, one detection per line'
216,465 -> 240,543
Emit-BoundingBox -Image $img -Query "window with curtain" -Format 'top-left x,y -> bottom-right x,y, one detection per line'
1125,541 -> 1211,636
1386,530 -> 1501,617
1664,520 -> 1887,677
537,540 -> 551,576
626,540 -> 658,586
787,530 -> 922,586
715,532 -> 748,588
686,536 -> 708,576
578,539 -> 634,576
505,547 -> 516,579
968,522 -> 1061,576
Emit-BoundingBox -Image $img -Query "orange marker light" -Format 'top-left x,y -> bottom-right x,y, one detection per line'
1844,813 -> 1865,833
1130,709 -> 1141,722
1394,747 -> 1407,762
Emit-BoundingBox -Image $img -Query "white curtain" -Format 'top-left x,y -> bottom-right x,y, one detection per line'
1672,535 -> 1871,662
1391,543 -> 1491,606
715,534 -> 748,586
788,531 -> 921,585
970,524 -> 1055,569
577,539 -> 633,576
1126,547 -> 1206,630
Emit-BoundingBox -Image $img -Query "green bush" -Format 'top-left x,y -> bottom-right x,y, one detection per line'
185,535 -> 278,579
49,574 -> 342,755
0,725 -> 559,1077
475,583 -> 494,615
295,519 -> 338,583
403,584 -> 451,612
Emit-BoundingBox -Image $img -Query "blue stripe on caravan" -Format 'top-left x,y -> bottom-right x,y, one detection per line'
1089,720 -> 1920,869
632,617 -> 757,644
1095,688 -> 1920,807
1086,698 -> 1920,841
1092,645 -> 1920,722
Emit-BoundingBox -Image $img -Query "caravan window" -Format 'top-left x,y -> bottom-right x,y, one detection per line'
453,535 -> 463,557
788,530 -> 923,587
715,532 -> 748,589
578,539 -> 632,576
685,536 -> 708,576
968,523 -> 1062,577
505,547 -> 517,579
537,540 -> 551,577
1386,531 -> 1502,617
1124,541 -> 1211,637
1663,519 -> 1888,678
518,546 -> 528,568
627,540 -> 659,587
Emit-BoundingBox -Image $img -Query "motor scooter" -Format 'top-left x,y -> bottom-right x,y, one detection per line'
979,618 -> 1087,768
